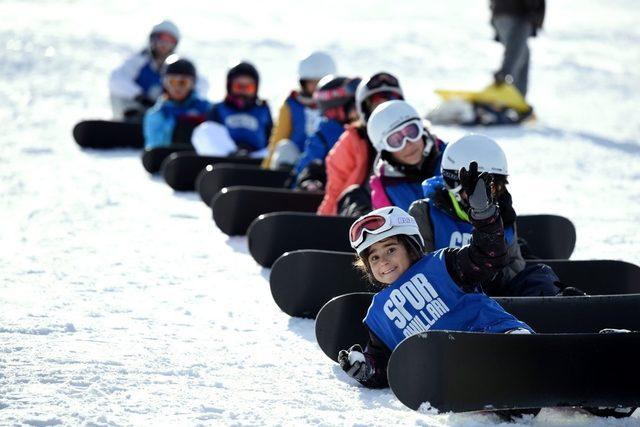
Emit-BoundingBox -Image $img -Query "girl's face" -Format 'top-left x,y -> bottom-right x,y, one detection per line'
366,236 -> 412,285
390,137 -> 425,165
163,74 -> 194,102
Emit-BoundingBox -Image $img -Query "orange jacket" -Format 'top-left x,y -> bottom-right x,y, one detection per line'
317,125 -> 371,215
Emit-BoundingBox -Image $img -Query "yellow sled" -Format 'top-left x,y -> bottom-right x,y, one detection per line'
435,83 -> 531,114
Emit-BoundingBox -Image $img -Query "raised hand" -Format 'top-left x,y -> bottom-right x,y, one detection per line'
459,161 -> 497,220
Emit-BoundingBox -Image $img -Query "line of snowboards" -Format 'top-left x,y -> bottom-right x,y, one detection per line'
73,119 -> 640,416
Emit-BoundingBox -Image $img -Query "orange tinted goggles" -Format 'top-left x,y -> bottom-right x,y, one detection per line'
231,81 -> 257,94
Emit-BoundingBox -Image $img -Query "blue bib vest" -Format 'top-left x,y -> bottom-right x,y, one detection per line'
210,102 -> 272,151
135,60 -> 162,99
285,95 -> 318,151
385,182 -> 425,212
426,198 -> 515,249
364,250 -> 532,351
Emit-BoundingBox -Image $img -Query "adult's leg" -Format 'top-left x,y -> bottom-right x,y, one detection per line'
493,15 -> 532,96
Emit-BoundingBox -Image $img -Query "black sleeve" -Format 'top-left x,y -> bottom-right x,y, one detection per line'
408,199 -> 435,252
444,209 -> 508,291
497,190 -> 517,228
360,329 -> 392,389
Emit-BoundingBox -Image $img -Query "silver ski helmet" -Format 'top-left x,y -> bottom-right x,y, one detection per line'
298,51 -> 337,81
367,100 -> 424,153
349,206 -> 424,255
441,134 -> 508,190
150,20 -> 181,43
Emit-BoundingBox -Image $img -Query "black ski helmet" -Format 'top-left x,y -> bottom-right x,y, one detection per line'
162,54 -> 196,78
226,61 -> 260,93
314,76 -> 361,114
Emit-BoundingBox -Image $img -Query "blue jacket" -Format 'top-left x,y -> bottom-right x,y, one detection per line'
286,93 -> 319,151
209,101 -> 273,152
364,250 -> 532,351
294,118 -> 345,177
143,92 -> 212,149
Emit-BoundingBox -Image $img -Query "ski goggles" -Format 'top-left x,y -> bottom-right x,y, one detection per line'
366,73 -> 399,90
231,81 -> 257,95
349,213 -> 415,247
164,75 -> 194,89
381,119 -> 424,152
442,169 -> 462,193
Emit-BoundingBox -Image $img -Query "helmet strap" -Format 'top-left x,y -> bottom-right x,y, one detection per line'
448,190 -> 470,222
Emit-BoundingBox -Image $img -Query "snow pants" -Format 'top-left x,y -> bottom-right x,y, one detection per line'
492,15 -> 532,97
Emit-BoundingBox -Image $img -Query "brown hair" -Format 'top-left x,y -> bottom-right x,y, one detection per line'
353,235 -> 423,290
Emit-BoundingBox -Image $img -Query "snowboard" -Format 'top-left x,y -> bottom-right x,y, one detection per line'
388,331 -> 640,412
211,187 -> 323,236
249,212 -> 577,268
435,83 -> 530,113
196,164 -> 290,206
72,120 -> 144,149
278,251 -> 640,318
162,153 -> 262,191
141,145 -> 194,174
272,251 -> 640,318
314,292 -> 640,363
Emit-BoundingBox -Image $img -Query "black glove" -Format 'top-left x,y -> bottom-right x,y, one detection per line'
459,161 -> 497,220
134,94 -> 156,108
338,344 -> 373,382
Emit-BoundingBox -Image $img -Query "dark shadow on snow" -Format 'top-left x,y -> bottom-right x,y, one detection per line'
286,317 -> 316,343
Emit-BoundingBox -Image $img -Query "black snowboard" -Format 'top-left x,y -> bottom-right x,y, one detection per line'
162,153 -> 262,191
314,292 -> 640,363
249,213 -> 577,268
271,250 -> 640,318
388,331 -> 640,412
72,120 -> 144,149
211,187 -> 323,236
141,145 -> 194,174
196,164 -> 290,206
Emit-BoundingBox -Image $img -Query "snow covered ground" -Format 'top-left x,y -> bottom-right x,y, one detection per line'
1,0 -> 639,425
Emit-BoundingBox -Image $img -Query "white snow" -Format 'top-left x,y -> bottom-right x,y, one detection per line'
1,0 -> 639,425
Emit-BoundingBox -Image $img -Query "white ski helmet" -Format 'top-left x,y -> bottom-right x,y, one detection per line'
440,134 -> 508,186
367,100 -> 422,153
150,20 -> 181,42
349,206 -> 424,255
298,51 -> 337,80
356,72 -> 404,122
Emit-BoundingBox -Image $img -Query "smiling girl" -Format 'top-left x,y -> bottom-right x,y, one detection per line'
367,100 -> 446,212
338,161 -> 532,389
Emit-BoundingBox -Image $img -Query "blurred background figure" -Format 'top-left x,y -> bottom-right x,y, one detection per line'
109,20 -> 207,123
263,51 -> 337,170
490,0 -> 546,98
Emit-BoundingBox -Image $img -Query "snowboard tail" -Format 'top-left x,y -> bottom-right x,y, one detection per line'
211,187 -> 323,236
73,120 -> 144,149
314,292 -> 640,363
196,164 -> 290,206
249,213 -> 577,268
162,153 -> 262,191
141,145 -> 194,174
272,250 -> 640,318
388,331 -> 640,412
